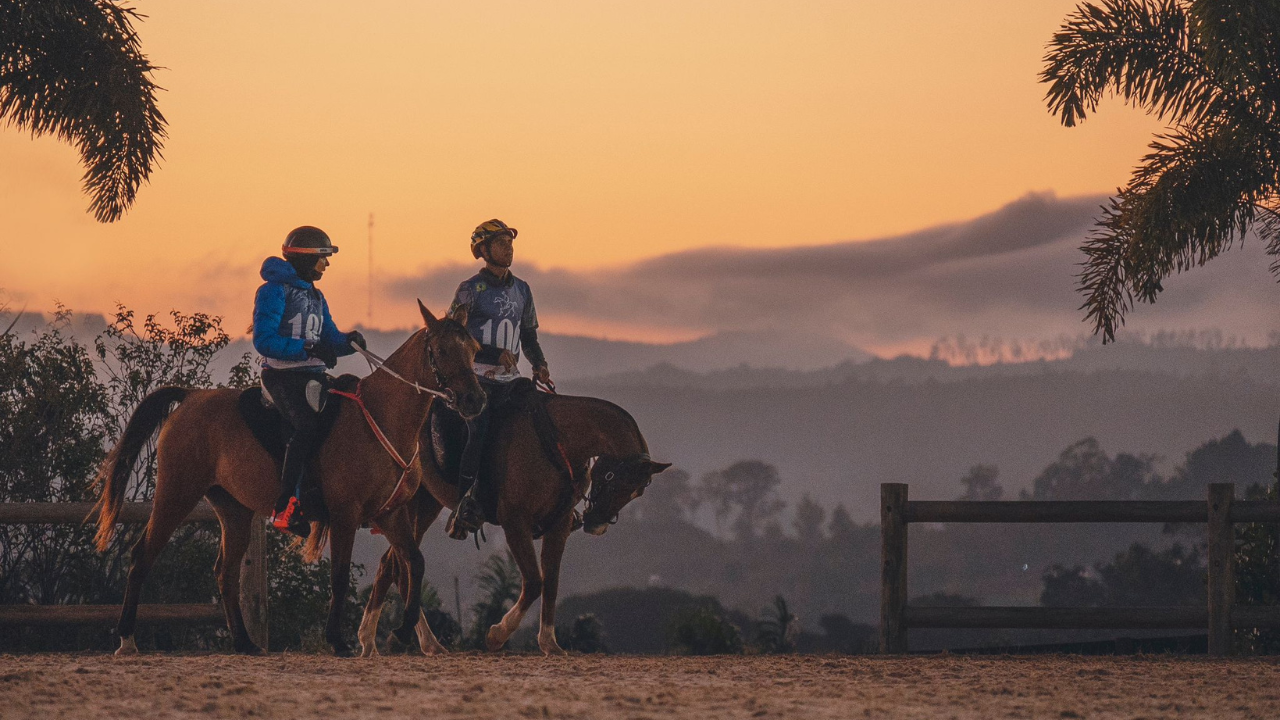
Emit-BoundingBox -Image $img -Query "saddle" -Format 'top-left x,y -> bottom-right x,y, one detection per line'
427,378 -> 574,532
237,373 -> 360,467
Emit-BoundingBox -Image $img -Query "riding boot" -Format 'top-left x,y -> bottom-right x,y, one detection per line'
447,479 -> 485,540
271,438 -> 312,538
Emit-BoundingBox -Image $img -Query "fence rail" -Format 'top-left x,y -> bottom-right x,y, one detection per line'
881,483 -> 1280,656
0,501 -> 266,647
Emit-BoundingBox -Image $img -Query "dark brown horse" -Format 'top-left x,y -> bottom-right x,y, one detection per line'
92,302 -> 484,656
358,392 -> 670,656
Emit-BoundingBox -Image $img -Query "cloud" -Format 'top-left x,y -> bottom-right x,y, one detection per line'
388,192 -> 1280,351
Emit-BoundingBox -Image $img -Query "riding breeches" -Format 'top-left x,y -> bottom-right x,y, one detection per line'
261,368 -> 326,498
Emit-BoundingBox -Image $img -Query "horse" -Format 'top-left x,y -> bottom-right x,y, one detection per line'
91,301 -> 485,657
357,391 -> 671,657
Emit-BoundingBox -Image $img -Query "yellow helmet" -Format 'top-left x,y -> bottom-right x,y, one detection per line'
470,219 -> 517,259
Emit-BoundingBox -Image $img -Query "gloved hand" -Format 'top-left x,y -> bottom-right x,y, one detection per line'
307,342 -> 339,369
346,330 -> 367,351
534,364 -> 552,386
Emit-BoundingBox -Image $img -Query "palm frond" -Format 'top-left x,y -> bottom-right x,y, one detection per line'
0,0 -> 167,222
1042,0 -> 1219,127
1187,0 -> 1280,122
1078,119 -> 1280,340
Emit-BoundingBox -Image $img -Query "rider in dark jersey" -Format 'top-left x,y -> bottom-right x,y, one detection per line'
445,219 -> 552,539
252,226 -> 365,536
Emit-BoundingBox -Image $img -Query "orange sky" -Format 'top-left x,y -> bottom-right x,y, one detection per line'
0,1 -> 1164,340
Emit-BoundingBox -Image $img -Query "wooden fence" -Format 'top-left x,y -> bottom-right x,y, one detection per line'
0,501 -> 267,647
881,482 -> 1280,656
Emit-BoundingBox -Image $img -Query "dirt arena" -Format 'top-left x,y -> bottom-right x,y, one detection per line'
3,653 -> 1279,719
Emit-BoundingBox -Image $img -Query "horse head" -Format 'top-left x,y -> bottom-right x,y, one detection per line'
418,299 -> 487,420
581,453 -> 672,535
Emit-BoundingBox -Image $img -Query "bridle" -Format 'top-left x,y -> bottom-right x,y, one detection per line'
350,340 -> 457,410
584,453 -> 655,526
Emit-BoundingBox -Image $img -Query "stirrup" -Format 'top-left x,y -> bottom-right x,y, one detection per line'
447,497 -> 484,541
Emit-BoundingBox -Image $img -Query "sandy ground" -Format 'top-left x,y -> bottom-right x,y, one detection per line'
2,653 -> 1279,719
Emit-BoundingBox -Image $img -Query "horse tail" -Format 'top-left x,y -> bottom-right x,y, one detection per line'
302,522 -> 331,564
93,386 -> 189,552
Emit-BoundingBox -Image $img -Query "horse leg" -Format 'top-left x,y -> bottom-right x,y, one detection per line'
325,521 -> 358,657
375,508 -> 429,652
206,488 -> 262,654
536,513 -> 573,657
408,495 -> 445,655
116,468 -> 209,655
486,522 -> 542,651
357,547 -> 398,658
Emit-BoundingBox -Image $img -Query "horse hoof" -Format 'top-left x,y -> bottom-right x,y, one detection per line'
114,636 -> 139,656
541,643 -> 568,657
392,623 -> 416,646
359,645 -> 379,658
332,643 -> 354,658
485,626 -> 506,652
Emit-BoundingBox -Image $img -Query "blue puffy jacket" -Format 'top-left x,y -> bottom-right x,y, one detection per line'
252,257 -> 353,371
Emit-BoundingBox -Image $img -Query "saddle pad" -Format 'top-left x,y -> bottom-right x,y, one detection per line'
237,373 -> 360,466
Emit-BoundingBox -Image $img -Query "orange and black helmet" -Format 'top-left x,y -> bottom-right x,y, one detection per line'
470,219 -> 517,259
282,226 -> 339,257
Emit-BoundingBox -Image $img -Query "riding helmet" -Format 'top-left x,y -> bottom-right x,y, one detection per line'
282,226 -> 339,256
470,219 -> 517,259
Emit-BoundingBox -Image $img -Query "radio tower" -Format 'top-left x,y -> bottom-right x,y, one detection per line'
367,212 -> 374,324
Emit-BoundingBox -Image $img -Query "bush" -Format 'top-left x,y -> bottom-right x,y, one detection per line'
1235,482 -> 1280,654
668,606 -> 744,655
559,613 -> 606,653
753,595 -> 797,653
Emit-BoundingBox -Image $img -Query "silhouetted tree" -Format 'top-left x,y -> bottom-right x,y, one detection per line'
1041,542 -> 1206,607
699,460 -> 785,541
1042,0 -> 1280,340
792,494 -> 826,545
958,464 -> 1003,501
753,595 -> 797,654
1,0 -> 167,220
1023,438 -> 1159,501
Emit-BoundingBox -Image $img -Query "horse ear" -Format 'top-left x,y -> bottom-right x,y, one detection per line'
645,460 -> 673,475
418,299 -> 439,329
447,304 -> 468,326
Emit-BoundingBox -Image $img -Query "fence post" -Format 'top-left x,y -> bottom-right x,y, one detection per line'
881,483 -> 909,654
240,517 -> 268,649
1207,483 -> 1235,656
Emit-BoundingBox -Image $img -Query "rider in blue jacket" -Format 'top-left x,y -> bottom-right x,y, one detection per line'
252,226 -> 365,536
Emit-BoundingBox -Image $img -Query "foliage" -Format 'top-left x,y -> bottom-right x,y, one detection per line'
0,0 -> 166,221
1040,542 -> 1206,607
1021,438 -> 1159,501
466,550 -> 521,649
1041,0 -> 1280,341
753,595 -> 797,654
558,613 -> 606,654
958,464 -> 1003,501
667,606 -> 743,655
1235,482 -> 1280,654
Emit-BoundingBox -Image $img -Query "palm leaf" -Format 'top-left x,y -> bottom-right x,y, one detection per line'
1042,0 -> 1219,127
0,0 -> 166,222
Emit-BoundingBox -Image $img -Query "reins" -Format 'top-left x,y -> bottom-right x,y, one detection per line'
326,339 -> 453,518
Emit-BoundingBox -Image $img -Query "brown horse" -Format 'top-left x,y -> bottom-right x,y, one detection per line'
357,392 -> 670,657
92,301 -> 485,656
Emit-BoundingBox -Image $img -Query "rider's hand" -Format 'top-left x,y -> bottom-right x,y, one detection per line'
307,342 -> 339,369
346,330 -> 367,351
534,364 -> 551,386
498,349 -> 518,371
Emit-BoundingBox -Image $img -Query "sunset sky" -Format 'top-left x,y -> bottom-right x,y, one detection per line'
0,1 -> 1182,348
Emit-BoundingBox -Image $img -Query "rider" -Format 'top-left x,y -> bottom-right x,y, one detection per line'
445,219 -> 552,539
252,226 -> 366,536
